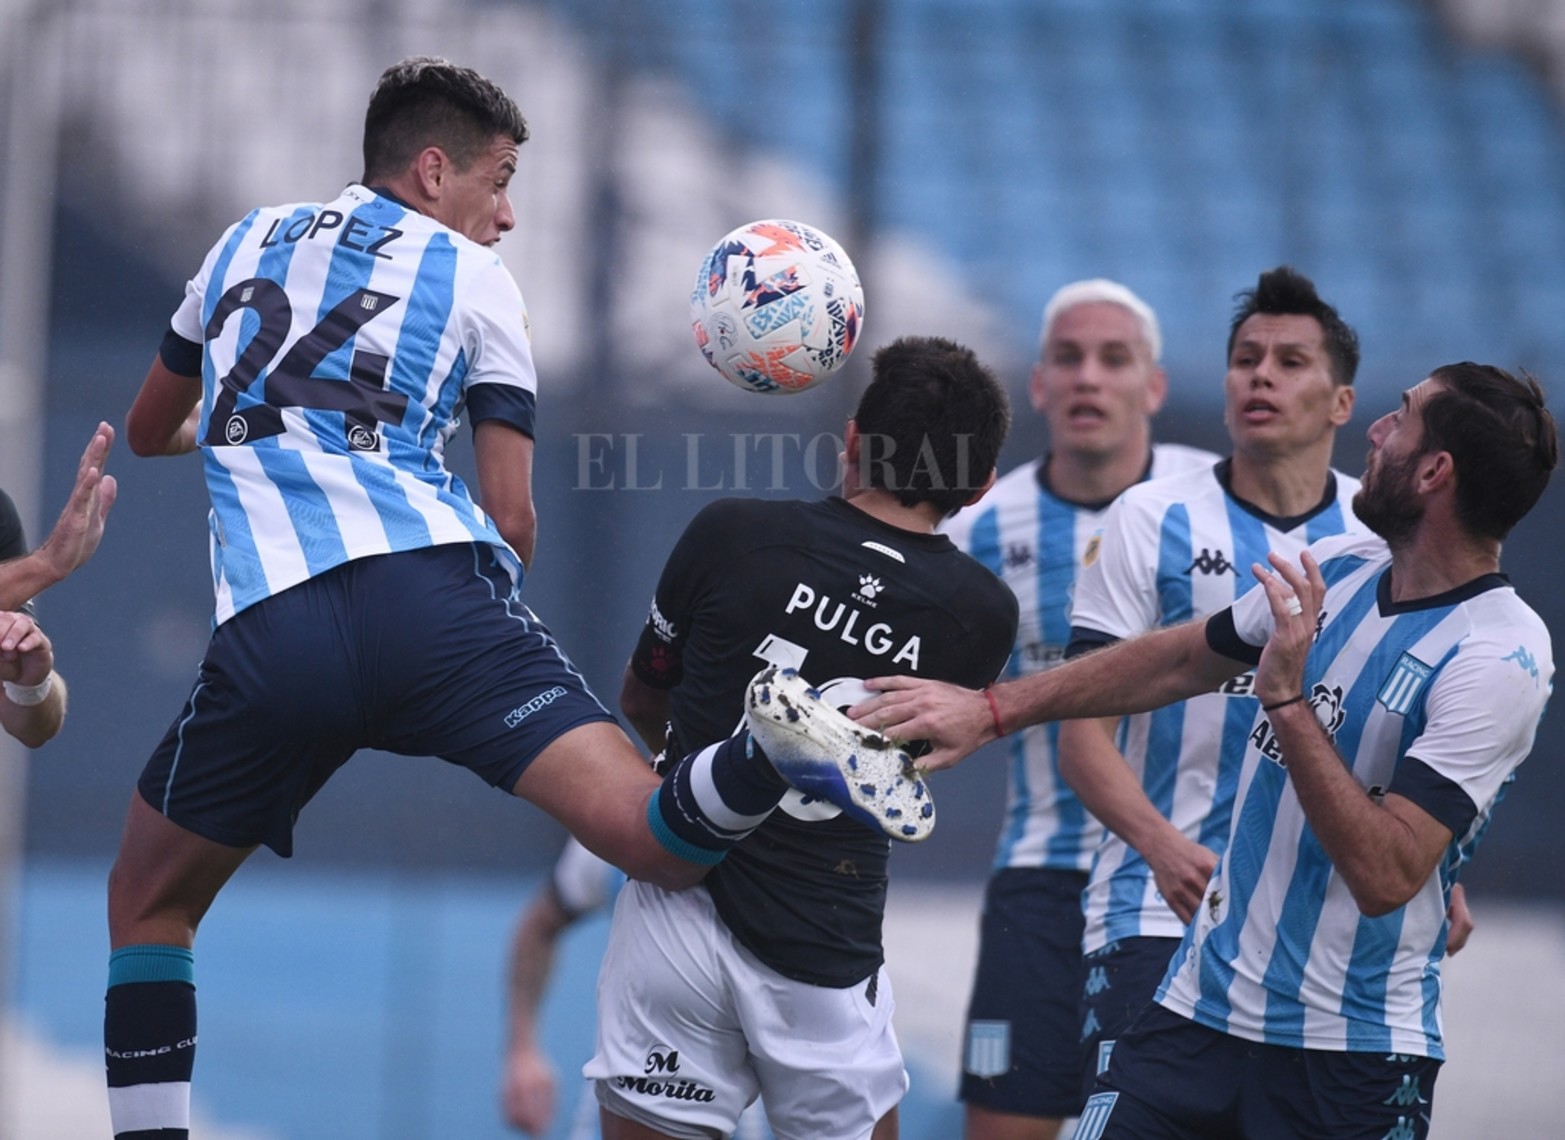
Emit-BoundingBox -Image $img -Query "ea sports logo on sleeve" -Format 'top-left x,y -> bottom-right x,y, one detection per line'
347,424 -> 380,451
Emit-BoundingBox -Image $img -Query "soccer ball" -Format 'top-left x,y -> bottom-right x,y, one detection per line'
690,218 -> 865,395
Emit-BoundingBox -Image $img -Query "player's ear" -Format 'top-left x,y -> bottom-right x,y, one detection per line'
843,420 -> 861,466
1143,365 -> 1168,416
1418,449 -> 1455,497
1330,381 -> 1355,427
413,146 -> 448,199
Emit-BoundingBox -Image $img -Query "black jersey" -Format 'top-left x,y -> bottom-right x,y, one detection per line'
630,496 -> 1018,986
0,490 -> 26,563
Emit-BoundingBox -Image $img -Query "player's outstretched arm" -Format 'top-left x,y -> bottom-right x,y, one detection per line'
0,422 -> 118,611
619,667 -> 672,756
854,618 -> 1244,772
0,611 -> 65,748
500,884 -> 575,1134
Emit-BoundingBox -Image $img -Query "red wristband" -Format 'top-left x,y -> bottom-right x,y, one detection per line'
983,686 -> 1005,738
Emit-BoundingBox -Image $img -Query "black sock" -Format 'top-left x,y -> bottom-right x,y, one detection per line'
649,731 -> 788,863
105,945 -> 196,1139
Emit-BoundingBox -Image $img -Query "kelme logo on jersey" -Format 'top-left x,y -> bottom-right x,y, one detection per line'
783,583 -> 921,668
854,574 -> 884,605
611,1044 -> 717,1104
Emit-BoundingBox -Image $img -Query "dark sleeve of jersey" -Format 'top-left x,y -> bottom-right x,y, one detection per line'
970,587 -> 1021,685
466,383 -> 537,439
1065,626 -> 1119,660
1387,755 -> 1479,841
0,489 -> 36,616
1204,607 -> 1263,666
158,328 -> 204,377
628,500 -> 748,691
0,490 -> 26,563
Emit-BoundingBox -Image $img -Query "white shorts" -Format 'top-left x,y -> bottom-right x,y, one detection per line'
585,879 -> 908,1140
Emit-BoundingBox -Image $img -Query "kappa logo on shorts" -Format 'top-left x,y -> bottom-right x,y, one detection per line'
612,1044 -> 717,1104
964,1020 -> 1010,1079
504,686 -> 567,728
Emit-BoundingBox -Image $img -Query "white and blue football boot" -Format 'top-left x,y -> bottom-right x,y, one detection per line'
745,665 -> 935,843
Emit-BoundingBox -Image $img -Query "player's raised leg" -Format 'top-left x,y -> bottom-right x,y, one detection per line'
514,687 -> 928,893
746,665 -> 935,843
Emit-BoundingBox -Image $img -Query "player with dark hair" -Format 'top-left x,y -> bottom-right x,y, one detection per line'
0,421 -> 118,746
941,279 -> 1214,1140
849,335 -> 1016,515
361,56 -> 532,180
104,57 -> 917,1140
854,361 -> 1556,1139
588,335 -> 1020,1139
1046,266 -> 1368,1102
1225,263 -> 1360,390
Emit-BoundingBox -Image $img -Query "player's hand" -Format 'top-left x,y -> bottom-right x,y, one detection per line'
1445,882 -> 1474,956
850,676 -> 992,771
1252,550 -> 1324,708
0,611 -> 53,685
1144,831 -> 1218,925
500,1043 -> 558,1134
36,422 -> 118,585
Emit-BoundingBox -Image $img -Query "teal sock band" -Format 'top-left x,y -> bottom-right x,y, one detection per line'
646,796 -> 726,867
108,944 -> 195,987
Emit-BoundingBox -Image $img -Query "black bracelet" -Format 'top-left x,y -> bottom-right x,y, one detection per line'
1262,694 -> 1306,712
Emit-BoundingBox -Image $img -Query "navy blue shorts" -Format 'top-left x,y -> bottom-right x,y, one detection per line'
1075,1003 -> 1443,1140
1079,935 -> 1181,1100
959,867 -> 1089,1119
138,543 -> 615,856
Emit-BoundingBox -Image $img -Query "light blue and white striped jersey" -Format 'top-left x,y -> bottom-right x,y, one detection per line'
168,183 -> 537,625
1158,531 -> 1552,1057
1070,461 -> 1365,951
941,444 -> 1216,872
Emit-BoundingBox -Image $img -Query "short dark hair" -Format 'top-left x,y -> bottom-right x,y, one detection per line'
851,336 -> 1011,516
362,57 -> 530,182
1421,362 -> 1557,540
1227,266 -> 1360,386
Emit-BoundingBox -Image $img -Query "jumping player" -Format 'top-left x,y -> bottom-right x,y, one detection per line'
104,57 -> 919,1139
